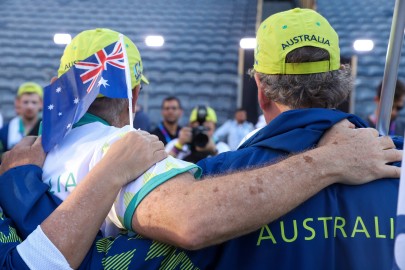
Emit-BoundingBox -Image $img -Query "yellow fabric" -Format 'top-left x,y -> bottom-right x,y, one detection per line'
17,82 -> 43,98
254,8 -> 340,75
58,28 -> 148,90
189,106 -> 217,123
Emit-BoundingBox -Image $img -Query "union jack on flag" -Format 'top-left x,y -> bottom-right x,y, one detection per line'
42,41 -> 129,152
75,41 -> 125,95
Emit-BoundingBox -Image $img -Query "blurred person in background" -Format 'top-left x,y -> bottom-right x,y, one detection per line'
255,114 -> 266,129
215,108 -> 254,150
151,96 -> 183,145
166,105 -> 230,163
365,79 -> 405,136
0,82 -> 43,154
133,104 -> 150,131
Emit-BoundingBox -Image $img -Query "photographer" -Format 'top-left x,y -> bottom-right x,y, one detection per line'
166,105 -> 230,163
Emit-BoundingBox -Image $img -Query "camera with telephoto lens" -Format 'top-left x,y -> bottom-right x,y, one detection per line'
191,106 -> 210,148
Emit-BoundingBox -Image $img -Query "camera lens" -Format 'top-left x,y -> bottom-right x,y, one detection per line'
192,126 -> 209,148
194,132 -> 209,148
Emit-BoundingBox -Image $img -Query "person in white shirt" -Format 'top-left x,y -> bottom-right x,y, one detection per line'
42,28 -> 201,237
215,108 -> 254,150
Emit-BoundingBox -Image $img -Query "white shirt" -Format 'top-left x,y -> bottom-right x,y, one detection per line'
43,119 -> 200,236
7,116 -> 24,150
237,127 -> 263,149
214,120 -> 254,150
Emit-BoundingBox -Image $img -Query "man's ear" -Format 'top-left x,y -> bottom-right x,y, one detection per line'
254,73 -> 262,90
50,76 -> 58,84
254,73 -> 270,111
131,85 -> 141,112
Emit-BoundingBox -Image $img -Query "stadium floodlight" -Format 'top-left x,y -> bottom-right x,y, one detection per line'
54,34 -> 71,45
353,39 -> 374,52
145,35 -> 164,47
240,38 -> 256,49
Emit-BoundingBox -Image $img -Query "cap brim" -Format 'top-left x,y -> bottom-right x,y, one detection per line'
141,74 -> 149,85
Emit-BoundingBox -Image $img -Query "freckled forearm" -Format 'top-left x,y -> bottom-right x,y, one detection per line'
134,147 -> 339,249
41,163 -> 122,268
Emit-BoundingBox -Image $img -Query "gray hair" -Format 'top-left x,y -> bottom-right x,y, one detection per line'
87,97 -> 128,127
251,46 -> 353,109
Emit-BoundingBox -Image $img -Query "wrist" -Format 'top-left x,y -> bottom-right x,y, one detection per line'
93,160 -> 126,189
174,141 -> 183,150
307,146 -> 341,185
210,147 -> 218,156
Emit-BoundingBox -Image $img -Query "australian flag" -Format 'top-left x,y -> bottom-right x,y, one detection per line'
42,41 -> 129,152
394,142 -> 405,270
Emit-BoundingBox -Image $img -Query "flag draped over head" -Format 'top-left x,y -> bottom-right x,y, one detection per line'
42,41 -> 129,153
394,142 -> 405,270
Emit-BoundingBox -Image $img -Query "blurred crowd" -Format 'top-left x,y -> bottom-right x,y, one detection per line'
2,77 -> 405,162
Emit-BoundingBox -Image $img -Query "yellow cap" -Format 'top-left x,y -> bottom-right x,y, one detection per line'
58,28 -> 148,90
254,8 -> 340,75
17,82 -> 43,98
189,106 -> 217,123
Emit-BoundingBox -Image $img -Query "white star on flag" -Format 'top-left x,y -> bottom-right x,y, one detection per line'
58,112 -> 62,116
66,123 -> 71,129
73,97 -> 79,104
48,104 -> 54,110
56,87 -> 62,93
98,77 -> 109,88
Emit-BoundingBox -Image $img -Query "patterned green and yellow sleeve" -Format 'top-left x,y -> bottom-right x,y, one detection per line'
112,156 -> 202,230
90,232 -> 202,270
0,211 -> 22,245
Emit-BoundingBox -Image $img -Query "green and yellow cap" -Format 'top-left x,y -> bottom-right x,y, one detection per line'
254,8 -> 340,75
58,28 -> 148,90
17,82 -> 43,98
189,106 -> 217,123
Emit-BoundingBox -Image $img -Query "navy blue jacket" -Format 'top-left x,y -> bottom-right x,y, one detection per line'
192,109 -> 401,270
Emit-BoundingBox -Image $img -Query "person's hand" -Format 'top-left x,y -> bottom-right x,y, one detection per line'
196,138 -> 217,155
318,120 -> 402,184
0,136 -> 46,175
178,127 -> 192,145
98,131 -> 168,186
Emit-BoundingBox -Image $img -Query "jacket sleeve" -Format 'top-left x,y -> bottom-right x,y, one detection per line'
0,165 -> 63,239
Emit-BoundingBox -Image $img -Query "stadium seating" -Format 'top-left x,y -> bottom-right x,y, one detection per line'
3,0 -> 404,127
0,0 -> 257,126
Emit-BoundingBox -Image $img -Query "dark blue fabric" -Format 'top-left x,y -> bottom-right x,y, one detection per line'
0,167 -> 33,270
0,165 -> 62,239
191,108 -> 402,270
